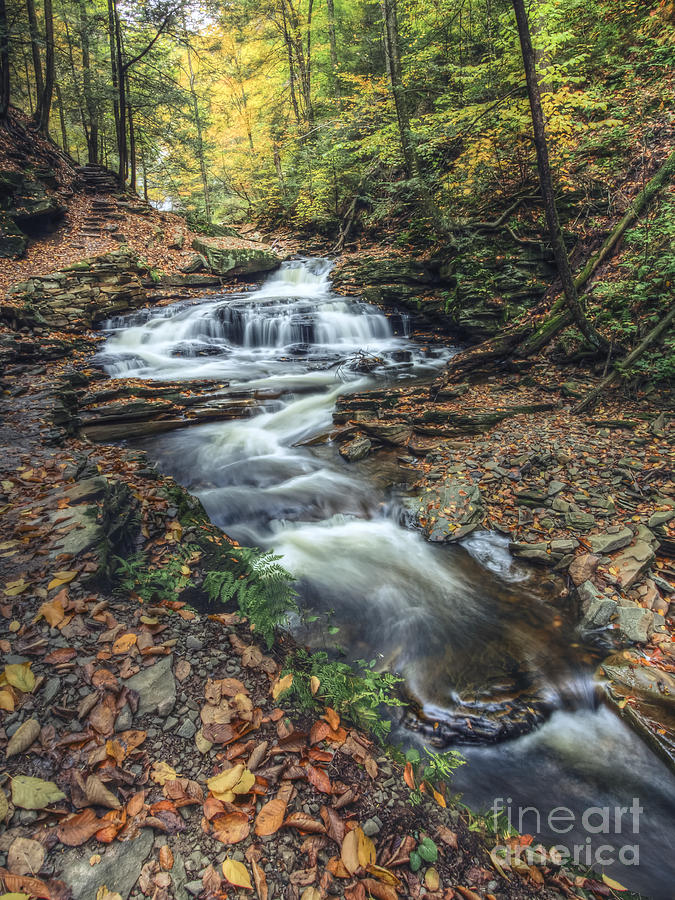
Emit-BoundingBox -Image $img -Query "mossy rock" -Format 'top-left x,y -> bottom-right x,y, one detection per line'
192,237 -> 282,276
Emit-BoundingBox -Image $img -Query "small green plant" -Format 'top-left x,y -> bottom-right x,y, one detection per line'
404,746 -> 465,805
282,649 -> 404,743
203,548 -> 298,648
113,547 -> 195,603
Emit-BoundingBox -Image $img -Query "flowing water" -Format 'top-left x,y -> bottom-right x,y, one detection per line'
100,258 -> 675,898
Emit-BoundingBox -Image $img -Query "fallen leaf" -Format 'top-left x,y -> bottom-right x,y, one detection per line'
11,775 -> 65,810
47,570 -> 78,590
310,676 -> 320,695
213,811 -> 251,844
6,719 -> 40,758
222,858 -> 252,889
602,874 -> 627,891
272,673 -> 293,699
112,633 -> 137,654
85,775 -> 121,810
151,761 -> 180,785
57,808 -> 105,846
4,663 -> 35,694
306,765 -> 332,794
159,845 -> 174,870
424,867 -> 440,891
255,797 -> 287,836
7,837 -> 45,876
341,827 -> 375,874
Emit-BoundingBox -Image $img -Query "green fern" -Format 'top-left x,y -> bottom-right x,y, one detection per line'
283,649 -> 404,743
203,548 -> 298,649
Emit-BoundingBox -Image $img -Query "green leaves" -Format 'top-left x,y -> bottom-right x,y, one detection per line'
10,776 -> 66,810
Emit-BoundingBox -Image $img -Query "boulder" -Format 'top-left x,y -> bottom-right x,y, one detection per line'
578,580 -> 617,630
569,552 -> 599,586
192,237 -> 281,276
612,540 -> 656,590
615,605 -> 655,644
406,478 -> 484,543
588,526 -> 634,555
339,434 -> 372,462
125,654 -> 176,717
509,542 -> 555,566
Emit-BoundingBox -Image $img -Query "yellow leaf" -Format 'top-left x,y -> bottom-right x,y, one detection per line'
112,633 -> 137,654
208,764 -> 245,799
35,597 -> 65,627
424,867 -> 440,891
272,673 -> 293,699
222,858 -> 252,889
4,663 -> 35,693
151,761 -> 180,785
310,676 -> 320,695
0,689 -> 15,711
4,580 -> 28,597
48,570 -> 78,590
232,769 -> 255,795
602,873 -> 627,891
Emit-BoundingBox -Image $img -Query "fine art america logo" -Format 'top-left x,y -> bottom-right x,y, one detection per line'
491,798 -> 642,867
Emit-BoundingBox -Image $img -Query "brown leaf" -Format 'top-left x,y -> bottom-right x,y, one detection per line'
306,765 -> 332,794
344,882 -> 366,900
0,867 -> 52,898
7,836 -> 45,875
437,826 -> 458,849
44,647 -> 77,665
174,658 -> 191,682
213,811 -> 251,844
203,863 -> 222,894
85,774 -> 121,810
361,877 -> 398,900
326,856 -> 351,879
403,762 -> 415,790
290,866 -> 317,886
324,707 -> 340,730
159,845 -> 174,870
251,857 -> 268,900
284,812 -> 326,834
255,797 -> 287,836
6,717 -> 41,757
341,827 -> 376,875
455,888 -> 483,900
58,808 -> 105,846
320,805 -> 345,846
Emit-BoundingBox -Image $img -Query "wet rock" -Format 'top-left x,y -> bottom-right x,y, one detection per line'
48,505 -> 102,557
359,421 -> 412,446
602,653 -> 675,700
509,542 -> 554,566
59,828 -> 153,899
612,541 -> 656,590
569,553 -> 599,586
648,509 -> 675,530
406,479 -> 484,543
126,655 -> 176,717
339,434 -> 372,462
616,605 -> 656,644
578,580 -> 617,629
564,506 -> 596,532
588,526 -> 634,555
192,237 -> 281,276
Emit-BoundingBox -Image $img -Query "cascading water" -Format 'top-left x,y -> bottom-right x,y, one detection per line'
100,258 -> 675,898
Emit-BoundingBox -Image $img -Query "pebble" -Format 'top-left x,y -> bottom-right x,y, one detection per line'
186,636 -> 204,651
176,719 -> 197,739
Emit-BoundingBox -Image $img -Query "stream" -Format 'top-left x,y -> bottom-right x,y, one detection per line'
100,258 -> 675,898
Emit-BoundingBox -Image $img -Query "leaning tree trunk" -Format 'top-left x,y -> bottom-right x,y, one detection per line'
0,0 -> 8,120
436,146 -> 675,387
37,0 -> 55,135
26,0 -> 44,123
512,0 -> 605,349
573,303 -> 675,414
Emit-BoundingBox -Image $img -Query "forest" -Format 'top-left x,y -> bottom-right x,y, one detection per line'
0,1 -> 674,900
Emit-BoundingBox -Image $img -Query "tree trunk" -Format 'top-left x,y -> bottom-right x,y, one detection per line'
185,28 -> 212,222
79,0 -> 98,164
381,0 -> 414,178
54,81 -> 69,153
36,0 -> 54,134
114,5 -> 127,186
573,303 -> 675,414
280,2 -> 301,124
512,0 -> 605,349
0,0 -> 8,119
26,0 -> 44,123
326,0 -> 339,92
107,0 -> 121,180
127,98 -> 136,192
140,140 -> 149,202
